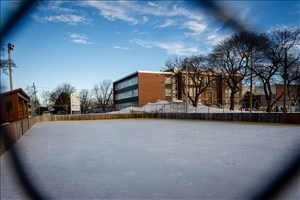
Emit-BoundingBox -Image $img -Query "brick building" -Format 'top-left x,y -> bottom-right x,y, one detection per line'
113,69 -> 243,109
113,71 -> 172,110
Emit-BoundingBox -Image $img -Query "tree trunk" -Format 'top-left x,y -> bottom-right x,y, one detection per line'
266,103 -> 272,113
192,100 -> 197,107
230,92 -> 235,110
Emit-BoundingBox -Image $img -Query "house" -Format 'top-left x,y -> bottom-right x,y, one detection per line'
253,84 -> 300,107
0,88 -> 30,124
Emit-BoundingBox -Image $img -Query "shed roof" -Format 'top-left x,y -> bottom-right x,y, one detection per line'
1,88 -> 30,100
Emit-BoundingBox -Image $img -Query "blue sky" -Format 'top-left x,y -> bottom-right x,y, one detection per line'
1,1 -> 299,97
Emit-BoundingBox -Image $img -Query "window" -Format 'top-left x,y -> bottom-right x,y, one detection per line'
165,89 -> 171,96
115,89 -> 138,100
226,88 -> 231,97
186,77 -> 193,85
189,88 -> 195,97
195,78 -> 201,85
165,76 -> 172,84
173,91 -> 178,99
116,76 -> 138,91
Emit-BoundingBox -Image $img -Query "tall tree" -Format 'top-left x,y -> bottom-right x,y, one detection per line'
93,80 -> 113,111
183,55 -> 213,107
209,32 -> 249,110
253,28 -> 300,112
48,83 -> 76,114
165,55 -> 214,107
80,89 -> 93,112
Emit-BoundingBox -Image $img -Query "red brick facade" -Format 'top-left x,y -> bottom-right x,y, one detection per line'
113,70 -> 243,109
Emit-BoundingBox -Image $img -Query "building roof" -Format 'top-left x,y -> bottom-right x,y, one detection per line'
1,88 -> 30,100
113,70 -> 174,84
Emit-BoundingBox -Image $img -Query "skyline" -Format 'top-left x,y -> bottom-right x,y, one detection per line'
1,1 -> 299,98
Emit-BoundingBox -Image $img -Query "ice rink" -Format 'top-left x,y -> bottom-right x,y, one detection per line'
1,119 -> 299,199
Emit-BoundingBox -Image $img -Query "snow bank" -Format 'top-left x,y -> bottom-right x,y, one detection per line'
113,100 -> 250,114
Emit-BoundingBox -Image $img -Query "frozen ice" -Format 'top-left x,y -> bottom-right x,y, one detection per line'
1,119 -> 299,199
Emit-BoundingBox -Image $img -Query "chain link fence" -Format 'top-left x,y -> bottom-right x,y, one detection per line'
114,100 -> 300,114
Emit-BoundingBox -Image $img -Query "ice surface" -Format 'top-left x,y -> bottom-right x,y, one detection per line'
1,120 -> 299,199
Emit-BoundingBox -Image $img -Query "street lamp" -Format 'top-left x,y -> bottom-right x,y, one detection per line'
7,43 -> 14,90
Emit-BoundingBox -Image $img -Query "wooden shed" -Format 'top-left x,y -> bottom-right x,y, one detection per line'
1,88 -> 30,124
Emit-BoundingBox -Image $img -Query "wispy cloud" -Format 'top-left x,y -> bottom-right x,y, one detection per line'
132,29 -> 148,35
158,18 -> 175,28
183,20 -> 207,36
204,29 -> 229,51
80,1 -> 138,25
240,7 -> 251,21
67,33 -> 94,45
32,1 -> 91,25
206,32 -> 227,45
114,45 -> 129,50
44,14 -> 90,25
131,39 -> 198,55
36,2 -> 78,14
80,1 -> 205,26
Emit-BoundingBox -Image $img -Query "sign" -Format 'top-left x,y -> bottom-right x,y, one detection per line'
70,92 -> 81,113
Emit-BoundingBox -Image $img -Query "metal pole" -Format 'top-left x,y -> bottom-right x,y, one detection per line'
185,59 -> 188,113
250,49 -> 253,113
33,82 -> 39,115
7,43 -> 14,90
283,48 -> 287,118
162,80 -> 164,101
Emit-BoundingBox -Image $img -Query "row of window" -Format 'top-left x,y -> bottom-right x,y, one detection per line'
115,76 -> 138,91
116,101 -> 138,110
115,89 -> 138,100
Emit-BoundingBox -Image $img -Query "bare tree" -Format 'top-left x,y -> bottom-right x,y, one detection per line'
48,83 -> 76,114
80,89 -> 93,112
164,56 -> 185,71
24,85 -> 40,107
164,55 -> 214,107
184,55 -> 213,107
93,80 -> 113,111
253,28 -> 300,112
209,33 -> 249,110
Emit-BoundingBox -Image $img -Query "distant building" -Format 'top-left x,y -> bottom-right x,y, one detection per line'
113,71 -> 173,110
253,84 -> 300,107
1,88 -> 30,123
113,69 -> 243,110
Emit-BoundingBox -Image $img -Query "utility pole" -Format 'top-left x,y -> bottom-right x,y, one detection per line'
283,48 -> 287,118
250,49 -> 253,113
7,43 -> 14,90
33,82 -> 39,115
184,58 -> 188,113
